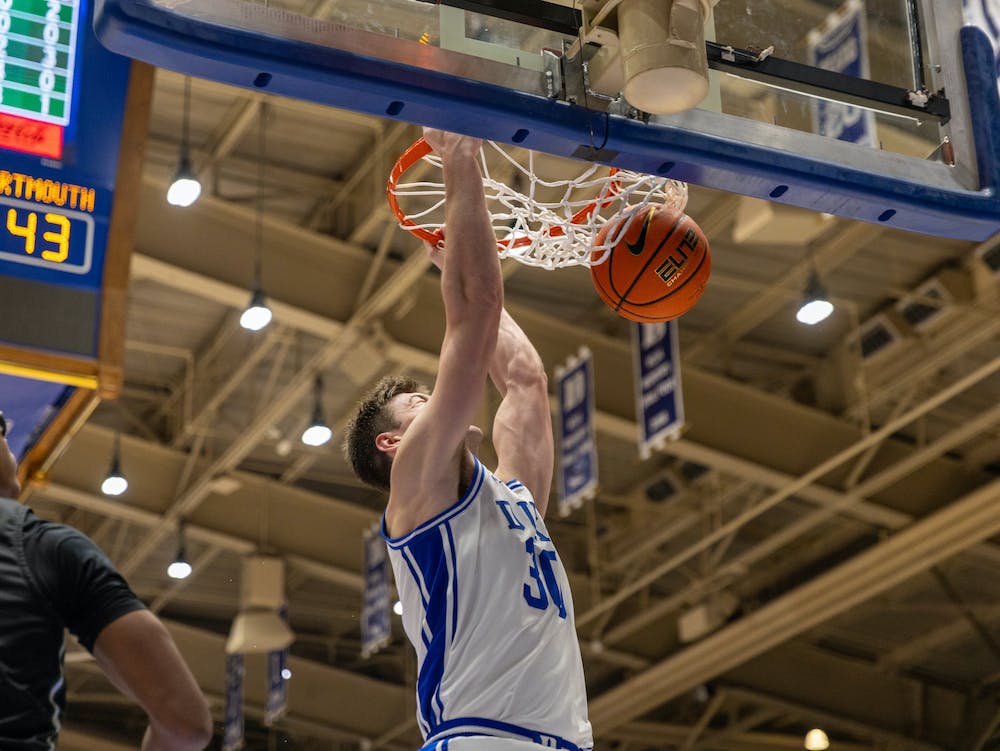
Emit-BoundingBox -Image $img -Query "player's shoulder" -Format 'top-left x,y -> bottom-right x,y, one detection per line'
496,475 -> 530,496
21,514 -> 119,597
385,455 -> 492,541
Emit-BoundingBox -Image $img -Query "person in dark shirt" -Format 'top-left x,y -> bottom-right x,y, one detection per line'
0,410 -> 213,750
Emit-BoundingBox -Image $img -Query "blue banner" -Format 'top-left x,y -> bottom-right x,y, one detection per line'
265,648 -> 288,726
361,525 -> 391,658
632,321 -> 684,460
555,347 -> 598,517
222,653 -> 244,751
807,0 -> 876,147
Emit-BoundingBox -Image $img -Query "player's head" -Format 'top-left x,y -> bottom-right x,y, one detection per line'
0,411 -> 21,499
343,375 -> 428,491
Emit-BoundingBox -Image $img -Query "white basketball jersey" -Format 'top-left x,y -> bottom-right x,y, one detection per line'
383,456 -> 593,751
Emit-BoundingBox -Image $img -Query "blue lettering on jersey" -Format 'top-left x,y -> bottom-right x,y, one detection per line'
524,538 -> 567,619
523,537 -> 550,610
496,500 -> 526,530
517,501 -> 551,542
496,496 -> 567,619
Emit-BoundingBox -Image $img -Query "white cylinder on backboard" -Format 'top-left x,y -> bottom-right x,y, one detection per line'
619,0 -> 713,114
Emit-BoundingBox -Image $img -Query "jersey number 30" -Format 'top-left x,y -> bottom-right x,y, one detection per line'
523,538 -> 567,619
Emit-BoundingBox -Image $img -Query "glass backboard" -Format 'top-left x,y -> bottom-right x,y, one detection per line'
93,0 -> 1000,240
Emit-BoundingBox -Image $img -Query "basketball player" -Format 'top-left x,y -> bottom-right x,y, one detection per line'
344,128 -> 593,751
0,410 -> 214,750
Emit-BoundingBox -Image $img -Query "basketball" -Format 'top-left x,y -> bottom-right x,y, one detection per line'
590,204 -> 711,323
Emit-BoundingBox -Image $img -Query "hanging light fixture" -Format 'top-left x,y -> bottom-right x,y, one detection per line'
167,519 -> 193,580
301,375 -> 332,447
100,433 -> 128,496
166,76 -> 202,207
240,101 -> 273,331
804,728 -> 830,751
239,288 -> 272,331
796,269 -> 834,325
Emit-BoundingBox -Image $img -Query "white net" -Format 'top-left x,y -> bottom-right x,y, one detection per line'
389,140 -> 688,270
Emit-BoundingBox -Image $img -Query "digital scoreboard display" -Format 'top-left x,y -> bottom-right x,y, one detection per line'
0,0 -> 80,124
0,180 -> 94,273
0,0 -> 141,378
0,0 -> 146,484
0,0 -> 82,158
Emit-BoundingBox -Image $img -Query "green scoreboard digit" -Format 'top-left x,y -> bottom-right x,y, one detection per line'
0,0 -> 80,124
0,0 -> 84,157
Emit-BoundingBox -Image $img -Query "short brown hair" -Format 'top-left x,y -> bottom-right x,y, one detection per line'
343,375 -> 427,491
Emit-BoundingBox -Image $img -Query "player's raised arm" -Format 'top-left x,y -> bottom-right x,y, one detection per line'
384,129 -> 502,511
490,309 -> 554,515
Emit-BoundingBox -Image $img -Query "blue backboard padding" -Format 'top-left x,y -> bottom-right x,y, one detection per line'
963,26 -> 1000,203
94,0 -> 1000,241
0,374 -> 73,462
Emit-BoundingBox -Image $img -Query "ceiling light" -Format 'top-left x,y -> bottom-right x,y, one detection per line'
240,288 -> 272,331
100,434 -> 128,496
239,102 -> 273,331
393,600 -> 403,616
166,76 -> 201,207
167,520 -> 192,580
166,157 -> 201,207
281,668 -> 292,680
301,423 -> 332,447
804,728 -> 829,751
167,558 -> 192,579
796,270 -> 834,325
301,376 -> 332,447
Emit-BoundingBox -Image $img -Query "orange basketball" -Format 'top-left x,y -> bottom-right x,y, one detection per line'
590,204 -> 711,323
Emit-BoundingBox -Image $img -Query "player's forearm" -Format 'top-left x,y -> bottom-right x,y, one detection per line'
95,611 -> 213,751
140,722 -> 211,751
439,148 -> 502,315
490,307 -> 546,396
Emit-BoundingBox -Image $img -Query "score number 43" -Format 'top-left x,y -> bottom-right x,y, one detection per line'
6,208 -> 71,263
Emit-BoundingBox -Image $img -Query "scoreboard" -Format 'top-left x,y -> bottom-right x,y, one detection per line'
0,0 -> 81,137
1,188 -> 95,273
0,0 -> 150,480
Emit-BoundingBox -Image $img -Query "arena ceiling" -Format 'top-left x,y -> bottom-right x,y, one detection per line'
14,3 -> 1000,750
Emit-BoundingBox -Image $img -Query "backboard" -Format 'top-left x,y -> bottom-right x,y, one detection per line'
94,0 -> 1000,240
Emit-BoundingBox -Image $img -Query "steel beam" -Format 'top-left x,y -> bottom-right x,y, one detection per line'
588,475 -> 1000,731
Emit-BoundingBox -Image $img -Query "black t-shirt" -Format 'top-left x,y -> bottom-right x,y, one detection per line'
0,498 -> 146,750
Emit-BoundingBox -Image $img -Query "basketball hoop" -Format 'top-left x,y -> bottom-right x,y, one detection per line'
387,137 -> 688,270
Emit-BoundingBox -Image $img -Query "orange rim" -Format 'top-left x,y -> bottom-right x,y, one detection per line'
386,137 -> 623,254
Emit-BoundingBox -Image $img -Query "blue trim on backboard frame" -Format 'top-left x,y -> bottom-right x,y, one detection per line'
93,0 -> 1000,241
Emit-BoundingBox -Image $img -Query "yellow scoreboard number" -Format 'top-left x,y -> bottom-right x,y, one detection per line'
6,208 -> 71,261
0,197 -> 94,273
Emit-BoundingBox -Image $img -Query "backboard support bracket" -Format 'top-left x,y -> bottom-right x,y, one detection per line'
706,42 -> 950,125
419,0 -> 582,37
